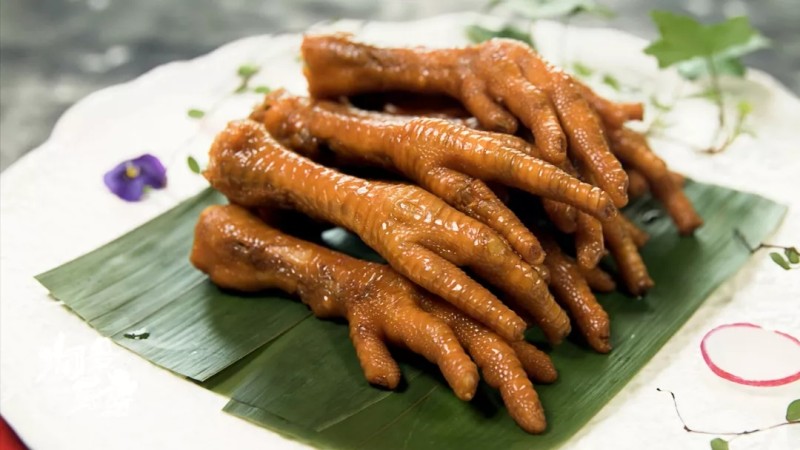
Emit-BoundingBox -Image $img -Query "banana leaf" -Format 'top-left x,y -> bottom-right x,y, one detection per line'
36,180 -> 786,449
35,189 -> 312,381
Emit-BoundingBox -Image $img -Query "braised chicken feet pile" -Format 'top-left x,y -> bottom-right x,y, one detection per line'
191,34 -> 703,433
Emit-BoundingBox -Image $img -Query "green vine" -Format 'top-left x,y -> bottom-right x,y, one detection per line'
645,11 -> 769,153
658,390 -> 799,449
734,229 -> 800,270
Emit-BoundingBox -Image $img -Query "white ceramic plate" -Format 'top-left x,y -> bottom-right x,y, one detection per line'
2,13 -> 799,450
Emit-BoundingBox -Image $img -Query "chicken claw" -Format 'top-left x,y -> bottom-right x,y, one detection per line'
191,204 -> 556,433
609,127 -> 703,235
604,215 -> 654,296
302,35 -> 629,206
204,120 -> 571,343
253,92 -> 618,267
541,236 -> 611,353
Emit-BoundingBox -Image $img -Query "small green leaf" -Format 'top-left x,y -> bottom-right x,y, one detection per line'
644,12 -> 769,78
787,399 -> 800,422
237,64 -> 260,78
485,0 -> 503,11
465,24 -> 534,48
648,117 -> 671,133
677,56 -> 746,80
601,73 -> 621,91
187,156 -> 201,174
572,62 -> 594,77
575,3 -> 615,19
187,109 -> 205,119
690,87 -> 722,102
650,95 -> 671,111
736,100 -> 753,117
466,25 -> 497,44
710,438 -> 729,450
785,247 -> 800,265
253,85 -> 271,94
496,0 -> 614,20
770,252 -> 791,270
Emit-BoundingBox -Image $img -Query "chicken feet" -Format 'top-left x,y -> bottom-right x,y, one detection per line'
253,91 -> 617,267
204,120 -> 571,343
302,35 -> 629,206
191,204 -> 556,433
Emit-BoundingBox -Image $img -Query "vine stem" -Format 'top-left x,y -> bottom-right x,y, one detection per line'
657,389 -> 799,440
706,56 -> 726,151
644,80 -> 685,136
733,229 -> 797,254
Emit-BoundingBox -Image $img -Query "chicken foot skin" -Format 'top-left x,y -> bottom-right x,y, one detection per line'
191,204 -> 556,433
608,127 -> 703,235
302,35 -> 629,206
541,236 -> 612,353
204,120 -> 571,343
253,92 -> 617,267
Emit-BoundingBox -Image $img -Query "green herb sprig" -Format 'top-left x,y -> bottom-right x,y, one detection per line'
734,229 -> 799,271
644,12 -> 769,153
235,64 -> 261,93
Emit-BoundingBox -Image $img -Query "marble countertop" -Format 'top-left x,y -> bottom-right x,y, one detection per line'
1,0 -> 798,171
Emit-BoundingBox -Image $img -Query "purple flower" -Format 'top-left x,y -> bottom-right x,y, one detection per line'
104,154 -> 167,201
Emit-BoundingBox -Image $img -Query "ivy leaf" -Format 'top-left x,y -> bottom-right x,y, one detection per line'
253,85 -> 271,94
572,62 -> 594,77
644,12 -> 770,77
770,252 -> 791,270
493,0 -> 614,20
601,74 -> 621,91
787,399 -> 800,422
785,247 -> 800,265
710,438 -> 729,450
187,156 -> 201,174
677,57 -> 746,80
237,64 -> 260,78
466,24 -> 534,47
187,109 -> 205,119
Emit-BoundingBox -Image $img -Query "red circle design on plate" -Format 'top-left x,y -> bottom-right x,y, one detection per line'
700,322 -> 800,387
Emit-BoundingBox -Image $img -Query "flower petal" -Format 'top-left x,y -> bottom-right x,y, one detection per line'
132,154 -> 167,189
104,166 -> 147,201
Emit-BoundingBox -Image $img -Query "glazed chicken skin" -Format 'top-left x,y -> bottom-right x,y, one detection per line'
191,204 -> 557,433
579,83 -> 702,235
301,34 -> 629,207
607,127 -> 703,235
204,119 -> 572,344
251,91 -> 618,267
540,235 -> 611,353
576,82 -> 644,129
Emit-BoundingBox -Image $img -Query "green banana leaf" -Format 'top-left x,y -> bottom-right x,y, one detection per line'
36,180 -> 786,449
36,189 -> 312,382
